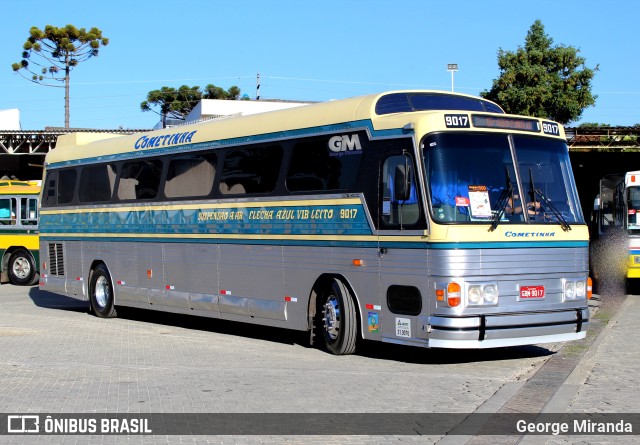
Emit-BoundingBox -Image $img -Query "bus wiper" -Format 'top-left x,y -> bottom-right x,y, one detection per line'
528,168 -> 571,232
489,167 -> 514,232
531,187 -> 572,232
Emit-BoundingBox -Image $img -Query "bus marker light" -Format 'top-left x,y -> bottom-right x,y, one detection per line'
435,289 -> 445,301
117,280 -> 126,285
366,304 -> 381,310
42,262 -> 47,270
166,285 -> 174,290
147,269 -> 152,279
352,259 -> 364,267
76,277 -> 82,281
447,282 -> 461,307
284,296 -> 297,302
587,277 -> 593,299
220,290 -> 231,295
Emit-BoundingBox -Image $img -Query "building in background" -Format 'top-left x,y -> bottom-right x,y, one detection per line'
157,99 -> 311,128
0,109 -> 20,130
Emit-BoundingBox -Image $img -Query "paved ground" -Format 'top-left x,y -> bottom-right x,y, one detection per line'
0,283 -> 635,444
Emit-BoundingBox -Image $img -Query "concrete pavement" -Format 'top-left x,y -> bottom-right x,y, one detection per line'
0,284 -> 637,444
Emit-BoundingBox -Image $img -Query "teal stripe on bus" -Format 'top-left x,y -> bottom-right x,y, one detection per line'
39,234 -> 587,250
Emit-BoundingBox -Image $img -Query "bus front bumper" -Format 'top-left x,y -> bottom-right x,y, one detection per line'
426,308 -> 589,349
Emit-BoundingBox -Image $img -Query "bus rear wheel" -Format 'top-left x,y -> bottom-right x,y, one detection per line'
8,249 -> 37,286
89,264 -> 117,318
318,278 -> 358,355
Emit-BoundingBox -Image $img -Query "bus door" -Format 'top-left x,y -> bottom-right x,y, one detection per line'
594,177 -> 620,238
377,152 -> 426,344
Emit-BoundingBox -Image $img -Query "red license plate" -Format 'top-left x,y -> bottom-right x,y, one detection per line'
520,285 -> 545,299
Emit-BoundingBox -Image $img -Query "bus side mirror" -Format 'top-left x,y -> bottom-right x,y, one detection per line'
394,164 -> 412,202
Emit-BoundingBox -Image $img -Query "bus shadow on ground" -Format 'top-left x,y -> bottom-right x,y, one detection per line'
28,286 -> 90,313
27,286 -> 554,365
355,339 -> 553,365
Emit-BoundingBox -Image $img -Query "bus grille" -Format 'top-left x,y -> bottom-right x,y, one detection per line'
48,243 -> 65,276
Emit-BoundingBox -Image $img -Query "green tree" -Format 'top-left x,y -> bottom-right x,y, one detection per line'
203,84 -> 241,100
140,85 -> 202,128
141,84 -> 242,128
11,25 -> 109,128
481,20 -> 598,125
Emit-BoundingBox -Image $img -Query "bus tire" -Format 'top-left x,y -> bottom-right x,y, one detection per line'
8,249 -> 37,286
89,264 -> 117,318
318,278 -> 358,355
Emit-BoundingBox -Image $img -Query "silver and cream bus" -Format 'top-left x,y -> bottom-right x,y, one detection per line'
39,90 -> 590,354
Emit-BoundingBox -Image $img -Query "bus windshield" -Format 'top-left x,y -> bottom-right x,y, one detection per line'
627,186 -> 640,234
424,133 -> 584,225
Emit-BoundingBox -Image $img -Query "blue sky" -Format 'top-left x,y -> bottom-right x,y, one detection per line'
0,0 -> 637,130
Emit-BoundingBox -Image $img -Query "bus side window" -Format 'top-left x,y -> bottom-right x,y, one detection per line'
42,172 -> 57,207
219,145 -> 282,195
117,160 -> 163,200
79,164 -> 117,203
286,137 -> 361,192
20,198 -> 38,226
0,198 -> 16,225
58,169 -> 77,205
381,155 -> 420,228
165,154 -> 216,199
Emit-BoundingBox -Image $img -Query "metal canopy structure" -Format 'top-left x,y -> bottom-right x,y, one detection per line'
0,129 -> 145,181
566,127 -> 640,151
0,131 -> 62,155
0,129 -> 144,155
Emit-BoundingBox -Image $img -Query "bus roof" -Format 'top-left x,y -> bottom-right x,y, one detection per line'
626,171 -> 640,185
0,180 -> 41,195
46,90 -> 560,166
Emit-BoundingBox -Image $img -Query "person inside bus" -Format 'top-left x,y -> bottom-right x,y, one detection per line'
505,194 -> 542,219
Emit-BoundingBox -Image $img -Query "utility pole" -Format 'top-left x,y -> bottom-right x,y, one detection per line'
256,72 -> 260,100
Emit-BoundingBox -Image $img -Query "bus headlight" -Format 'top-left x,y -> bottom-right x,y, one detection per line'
563,279 -> 589,300
575,281 -> 586,298
565,281 -> 576,299
466,283 -> 498,306
483,284 -> 498,303
468,286 -> 482,304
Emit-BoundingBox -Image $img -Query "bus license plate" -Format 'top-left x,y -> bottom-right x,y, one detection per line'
520,285 -> 545,300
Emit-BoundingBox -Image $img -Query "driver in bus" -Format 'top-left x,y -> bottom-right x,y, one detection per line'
505,194 -> 542,217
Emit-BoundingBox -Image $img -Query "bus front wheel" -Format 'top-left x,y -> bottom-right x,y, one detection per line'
8,249 -> 37,286
89,264 -> 117,318
318,278 -> 358,355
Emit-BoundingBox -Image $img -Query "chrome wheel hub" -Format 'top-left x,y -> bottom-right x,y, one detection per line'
95,276 -> 110,308
323,295 -> 341,341
12,257 -> 30,279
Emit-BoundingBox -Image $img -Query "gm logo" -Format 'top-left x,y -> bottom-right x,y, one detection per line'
328,134 -> 362,153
